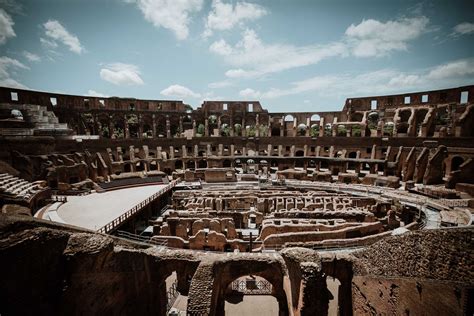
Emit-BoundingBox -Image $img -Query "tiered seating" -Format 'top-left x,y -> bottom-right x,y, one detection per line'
0,103 -> 71,136
0,173 -> 43,200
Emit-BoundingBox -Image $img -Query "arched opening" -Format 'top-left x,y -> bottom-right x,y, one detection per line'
223,159 -> 232,168
225,275 -> 279,316
124,163 -> 132,173
271,127 -> 281,136
415,109 -> 428,135
186,160 -> 195,170
127,114 -> 139,138
135,161 -> 145,172
451,156 -> 464,172
337,125 -> 346,136
113,119 -> 125,138
352,113 -> 363,122
284,114 -> 294,122
234,123 -> 242,136
310,114 -> 320,122
296,123 -> 307,136
198,160 -> 207,168
150,161 -> 158,171
310,124 -> 319,137
295,150 -> 304,157
175,160 -> 183,170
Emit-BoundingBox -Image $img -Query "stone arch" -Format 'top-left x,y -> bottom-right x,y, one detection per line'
284,114 -> 294,122
310,114 -> 321,121
202,257 -> 290,316
271,126 -> 281,136
223,159 -> 232,168
352,112 -> 363,122
111,115 -> 125,139
451,156 -> 464,172
186,160 -> 195,170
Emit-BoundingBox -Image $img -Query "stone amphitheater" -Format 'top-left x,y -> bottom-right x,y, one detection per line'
0,85 -> 473,315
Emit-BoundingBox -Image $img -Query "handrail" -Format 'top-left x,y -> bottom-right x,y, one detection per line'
97,179 -> 180,234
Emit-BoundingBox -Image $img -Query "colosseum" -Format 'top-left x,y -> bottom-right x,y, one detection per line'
0,84 -> 472,315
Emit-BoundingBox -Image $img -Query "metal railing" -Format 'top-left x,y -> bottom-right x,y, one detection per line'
97,180 -> 179,234
116,230 -> 167,247
167,279 -> 179,311
231,279 -> 272,295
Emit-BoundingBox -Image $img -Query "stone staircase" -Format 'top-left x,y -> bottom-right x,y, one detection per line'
0,173 -> 43,201
0,103 -> 71,136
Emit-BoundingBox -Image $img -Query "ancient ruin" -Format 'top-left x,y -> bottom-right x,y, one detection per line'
0,85 -> 473,315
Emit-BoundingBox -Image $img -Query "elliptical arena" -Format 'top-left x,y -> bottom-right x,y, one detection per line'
0,85 -> 473,315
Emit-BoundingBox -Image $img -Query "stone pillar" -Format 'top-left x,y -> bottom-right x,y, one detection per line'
315,146 -> 321,157
304,145 -> 308,156
230,116 -> 234,136
256,114 -> 260,137
169,146 -> 174,159
329,146 -> 335,158
290,145 -> 295,157
267,144 -> 272,156
217,116 -> 221,135
182,145 -> 187,158
194,145 -> 198,158
179,116 -> 183,136
204,118 -> 209,137
166,117 -> 171,138
109,117 -> 114,139
280,116 -> 285,136
157,146 -> 163,160
218,144 -> 223,156
207,144 -> 212,157
242,117 -> 246,137
192,120 -> 196,137
242,146 -> 247,156
152,114 -> 157,138
370,145 -> 377,160
124,114 -> 130,139
230,144 -> 235,157
300,267 -> 331,316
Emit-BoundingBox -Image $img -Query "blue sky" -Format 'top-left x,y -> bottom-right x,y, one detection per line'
0,0 -> 473,111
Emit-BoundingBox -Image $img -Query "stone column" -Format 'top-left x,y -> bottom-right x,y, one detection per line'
124,114 -> 130,139
280,116 -> 285,136
304,144 -> 308,156
169,146 -> 174,159
204,118 -> 209,137
230,144 -> 235,157
230,116 -> 234,136
157,146 -> 163,160
152,114 -> 157,138
290,145 -> 295,157
192,120 -> 196,137
242,117 -> 246,137
179,116 -> 183,136
194,145 -> 198,158
166,116 -> 171,138
319,117 -> 325,137
218,144 -> 223,156
207,144 -> 212,157
182,145 -> 187,158
278,145 -> 283,157
267,144 -> 272,156
300,267 -> 331,315
256,114 -> 260,137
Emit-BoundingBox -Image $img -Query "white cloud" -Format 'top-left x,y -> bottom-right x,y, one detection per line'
239,88 -> 260,98
210,17 -> 430,78
132,0 -> 203,40
452,22 -> 474,36
160,84 -> 201,98
100,63 -> 144,86
238,58 -> 474,100
203,0 -> 267,37
209,39 -> 233,55
0,56 -> 29,89
0,8 -> 15,44
40,37 -> 58,49
23,51 -> 41,62
427,58 -> 474,79
87,90 -> 109,98
208,80 -> 233,88
345,16 -> 429,57
43,20 -> 84,54
210,29 -> 346,78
